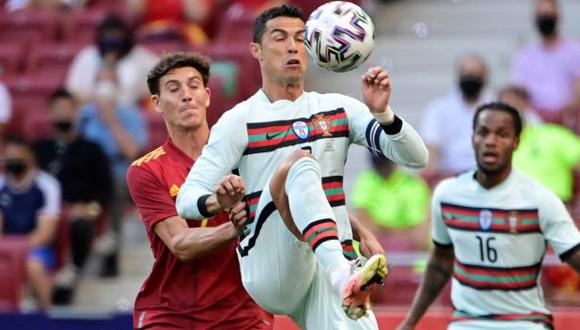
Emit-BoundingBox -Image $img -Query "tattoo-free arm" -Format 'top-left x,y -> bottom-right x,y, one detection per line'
349,212 -> 385,258
399,244 -> 454,329
154,216 -> 238,263
563,246 -> 580,274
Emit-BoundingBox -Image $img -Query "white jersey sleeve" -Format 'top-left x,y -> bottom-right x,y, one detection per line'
340,94 -> 428,169
431,179 -> 452,246
538,188 -> 580,259
176,107 -> 248,220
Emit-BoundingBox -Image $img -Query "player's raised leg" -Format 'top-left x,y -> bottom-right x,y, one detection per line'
270,149 -> 387,320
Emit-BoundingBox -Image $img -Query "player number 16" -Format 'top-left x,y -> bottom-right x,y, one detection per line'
476,235 -> 497,263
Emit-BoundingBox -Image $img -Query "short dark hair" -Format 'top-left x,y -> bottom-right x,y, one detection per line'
253,4 -> 305,43
498,85 -> 530,102
147,52 -> 211,95
4,134 -> 31,150
49,88 -> 74,104
473,102 -> 523,137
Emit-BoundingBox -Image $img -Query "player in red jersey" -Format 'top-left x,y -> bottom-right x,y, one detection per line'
127,52 -> 273,329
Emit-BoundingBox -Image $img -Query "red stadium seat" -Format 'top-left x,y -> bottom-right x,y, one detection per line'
4,73 -> 59,135
0,10 -> 60,44
215,3 -> 256,43
22,111 -> 53,141
0,237 -> 29,311
142,40 -> 188,56
4,73 -> 64,104
0,42 -> 25,76
65,8 -> 108,43
26,41 -> 87,76
195,42 -> 261,101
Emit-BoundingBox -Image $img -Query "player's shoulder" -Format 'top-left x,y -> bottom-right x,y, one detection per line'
511,170 -> 559,204
307,91 -> 366,114
433,171 -> 473,198
130,146 -> 168,169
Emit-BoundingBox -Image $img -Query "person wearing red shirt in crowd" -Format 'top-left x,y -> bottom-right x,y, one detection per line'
127,52 -> 273,329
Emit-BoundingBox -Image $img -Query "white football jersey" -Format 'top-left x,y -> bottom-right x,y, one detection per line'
177,89 -> 427,256
432,169 -> 580,329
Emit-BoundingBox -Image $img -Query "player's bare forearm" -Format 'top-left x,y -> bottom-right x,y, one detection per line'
171,222 -> 238,262
400,245 -> 454,329
349,212 -> 384,258
204,193 -> 227,215
155,216 -> 238,262
564,248 -> 580,274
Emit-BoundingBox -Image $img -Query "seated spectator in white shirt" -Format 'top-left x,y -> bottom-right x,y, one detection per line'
420,54 -> 490,185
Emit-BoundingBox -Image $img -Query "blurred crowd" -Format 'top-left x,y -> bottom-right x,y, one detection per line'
0,0 -> 578,311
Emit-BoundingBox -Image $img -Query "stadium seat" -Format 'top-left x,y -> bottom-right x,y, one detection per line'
26,41 -> 88,76
142,40 -> 188,56
0,237 -> 29,311
0,10 -> 60,45
0,42 -> 25,76
22,111 -> 53,141
65,8 -> 108,43
214,4 -> 256,43
195,42 -> 261,101
4,73 -> 64,104
206,76 -> 230,128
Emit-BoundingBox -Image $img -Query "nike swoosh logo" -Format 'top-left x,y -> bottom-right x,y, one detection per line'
266,131 -> 284,140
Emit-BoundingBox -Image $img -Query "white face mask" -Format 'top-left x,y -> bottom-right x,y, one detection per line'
94,80 -> 119,101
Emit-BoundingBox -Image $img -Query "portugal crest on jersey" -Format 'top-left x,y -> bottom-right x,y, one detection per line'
479,209 -> 492,231
312,114 -> 333,137
292,121 -> 310,140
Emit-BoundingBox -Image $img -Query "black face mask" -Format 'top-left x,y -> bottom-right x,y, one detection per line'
54,121 -> 74,133
459,76 -> 484,100
5,160 -> 27,177
536,15 -> 557,37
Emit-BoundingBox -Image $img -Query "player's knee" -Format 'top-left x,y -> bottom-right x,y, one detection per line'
271,150 -> 315,194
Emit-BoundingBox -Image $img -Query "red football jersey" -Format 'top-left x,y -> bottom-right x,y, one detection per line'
127,139 -> 273,329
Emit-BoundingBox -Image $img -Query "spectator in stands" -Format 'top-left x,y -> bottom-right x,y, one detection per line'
33,89 -> 114,305
0,81 -> 11,137
4,0 -> 84,11
66,14 -> 158,107
0,135 -> 61,311
77,66 -> 148,277
510,0 -> 580,124
563,77 -> 580,135
499,85 -> 580,207
352,154 -> 431,251
420,54 -> 490,184
127,0 -> 212,45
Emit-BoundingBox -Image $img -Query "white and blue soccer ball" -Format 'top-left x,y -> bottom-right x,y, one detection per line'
305,1 -> 375,72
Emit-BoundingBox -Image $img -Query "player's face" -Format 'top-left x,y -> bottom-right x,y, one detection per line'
472,110 -> 519,175
153,67 -> 210,130
253,16 -> 308,86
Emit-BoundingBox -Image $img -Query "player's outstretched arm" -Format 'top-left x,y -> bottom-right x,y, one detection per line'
349,212 -> 384,258
361,66 -> 392,119
201,174 -> 246,215
397,245 -> 454,330
564,247 -> 580,274
154,215 -> 239,262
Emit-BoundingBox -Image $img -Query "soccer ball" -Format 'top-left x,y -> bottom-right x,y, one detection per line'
305,1 -> 375,72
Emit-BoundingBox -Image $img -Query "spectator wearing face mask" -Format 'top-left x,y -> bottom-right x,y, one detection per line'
0,135 -> 61,310
65,14 -> 159,107
75,66 -> 148,277
33,89 -> 114,304
510,0 -> 580,124
419,54 -> 490,184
